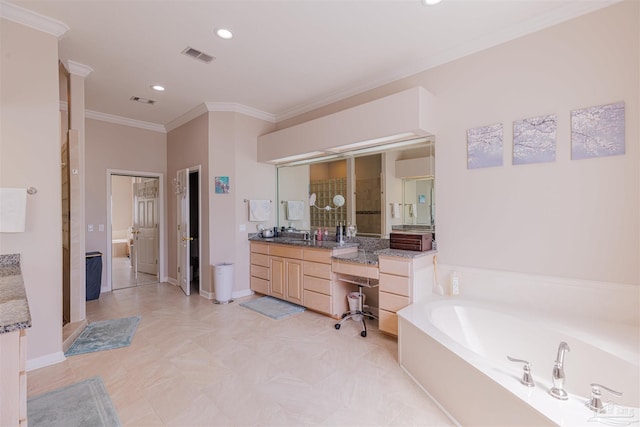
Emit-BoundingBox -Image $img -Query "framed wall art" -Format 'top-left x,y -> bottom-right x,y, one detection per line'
513,114 -> 557,165
467,123 -> 503,169
571,101 -> 625,160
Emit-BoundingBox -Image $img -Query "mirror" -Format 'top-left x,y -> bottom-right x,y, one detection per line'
276,139 -> 434,237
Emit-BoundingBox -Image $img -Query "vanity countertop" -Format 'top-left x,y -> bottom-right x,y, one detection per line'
249,235 -> 436,265
0,254 -> 32,334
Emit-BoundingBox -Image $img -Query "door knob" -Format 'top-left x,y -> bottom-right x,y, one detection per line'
182,237 -> 194,242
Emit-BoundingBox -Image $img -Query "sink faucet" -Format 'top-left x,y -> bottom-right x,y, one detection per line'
549,341 -> 571,400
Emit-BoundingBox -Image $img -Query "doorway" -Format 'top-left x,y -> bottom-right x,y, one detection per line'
176,167 -> 202,297
110,174 -> 160,290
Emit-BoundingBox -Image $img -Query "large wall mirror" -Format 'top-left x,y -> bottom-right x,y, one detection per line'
276,139 -> 434,238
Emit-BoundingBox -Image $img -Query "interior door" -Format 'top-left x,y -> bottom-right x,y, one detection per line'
176,168 -> 191,296
134,179 -> 159,276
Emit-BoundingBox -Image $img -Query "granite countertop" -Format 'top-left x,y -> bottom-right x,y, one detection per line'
0,254 -> 32,334
249,235 -> 436,265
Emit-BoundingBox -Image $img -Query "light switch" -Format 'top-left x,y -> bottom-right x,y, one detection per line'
98,224 -> 104,232
239,224 -> 246,232
87,224 -> 94,232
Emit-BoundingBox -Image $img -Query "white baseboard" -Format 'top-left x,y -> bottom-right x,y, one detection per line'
27,351 -> 66,372
233,289 -> 254,300
167,277 -> 177,286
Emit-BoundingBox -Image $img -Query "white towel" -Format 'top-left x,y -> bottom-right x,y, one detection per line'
391,203 -> 401,219
409,204 -> 417,218
249,199 -> 271,222
0,188 -> 27,232
286,201 -> 304,221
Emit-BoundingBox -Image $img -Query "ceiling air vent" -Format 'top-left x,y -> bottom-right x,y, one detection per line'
181,46 -> 215,64
130,96 -> 156,105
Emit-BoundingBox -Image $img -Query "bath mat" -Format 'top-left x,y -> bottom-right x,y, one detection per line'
239,296 -> 305,320
65,316 -> 141,356
28,376 -> 121,427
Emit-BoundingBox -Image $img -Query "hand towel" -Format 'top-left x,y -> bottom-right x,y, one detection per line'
249,199 -> 271,222
391,203 -> 401,219
0,188 -> 27,232
286,201 -> 304,221
409,204 -> 417,218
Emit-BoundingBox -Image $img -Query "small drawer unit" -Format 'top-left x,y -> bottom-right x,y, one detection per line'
389,232 -> 433,252
250,242 -> 270,295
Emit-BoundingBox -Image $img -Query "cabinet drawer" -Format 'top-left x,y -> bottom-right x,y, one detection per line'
250,242 -> 269,255
303,290 -> 331,314
250,252 -> 269,267
303,248 -> 332,264
303,275 -> 331,295
332,260 -> 379,279
379,273 -> 411,296
379,291 -> 410,312
270,245 -> 303,259
379,309 -> 398,336
379,256 -> 411,277
250,276 -> 270,295
303,261 -> 332,279
250,264 -> 269,280
19,371 -> 26,421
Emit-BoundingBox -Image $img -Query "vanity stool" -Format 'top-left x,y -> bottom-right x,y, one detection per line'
334,275 -> 379,337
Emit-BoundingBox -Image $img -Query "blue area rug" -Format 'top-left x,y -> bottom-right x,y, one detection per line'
239,296 -> 305,320
65,316 -> 141,357
28,376 -> 121,427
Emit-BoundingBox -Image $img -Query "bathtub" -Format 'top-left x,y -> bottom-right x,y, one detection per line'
398,298 -> 640,426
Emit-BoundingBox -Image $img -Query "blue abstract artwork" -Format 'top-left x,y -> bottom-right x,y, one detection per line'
571,102 -> 625,160
513,114 -> 557,165
467,123 -> 503,169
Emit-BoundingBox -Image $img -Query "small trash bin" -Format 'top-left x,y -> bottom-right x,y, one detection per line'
348,291 -> 365,321
85,251 -> 102,301
213,263 -> 234,304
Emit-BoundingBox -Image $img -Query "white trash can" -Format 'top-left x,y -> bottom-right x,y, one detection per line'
213,263 -> 234,304
348,291 -> 365,321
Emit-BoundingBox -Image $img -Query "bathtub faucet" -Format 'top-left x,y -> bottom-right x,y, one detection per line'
549,341 -> 571,400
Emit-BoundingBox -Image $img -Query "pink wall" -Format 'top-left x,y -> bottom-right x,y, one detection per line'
167,113 -> 210,292
85,118 -> 167,287
276,1 -> 639,285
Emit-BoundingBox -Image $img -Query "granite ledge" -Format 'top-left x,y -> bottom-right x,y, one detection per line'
0,254 -> 32,334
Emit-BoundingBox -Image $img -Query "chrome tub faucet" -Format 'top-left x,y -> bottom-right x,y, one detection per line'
549,341 -> 571,400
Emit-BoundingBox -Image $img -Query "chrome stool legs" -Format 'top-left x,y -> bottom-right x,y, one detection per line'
334,285 -> 377,337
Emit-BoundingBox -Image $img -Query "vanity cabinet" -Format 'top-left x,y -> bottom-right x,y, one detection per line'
378,254 -> 432,336
303,247 -> 353,318
269,245 -> 304,305
0,329 -> 27,427
250,242 -> 270,295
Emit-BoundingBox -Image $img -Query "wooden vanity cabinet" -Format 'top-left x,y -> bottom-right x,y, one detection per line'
378,254 -> 432,336
303,247 -> 354,318
0,329 -> 27,427
269,245 -> 304,305
250,242 -> 270,295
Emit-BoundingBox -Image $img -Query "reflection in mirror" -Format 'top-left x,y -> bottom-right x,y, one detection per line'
403,177 -> 434,228
276,138 -> 434,237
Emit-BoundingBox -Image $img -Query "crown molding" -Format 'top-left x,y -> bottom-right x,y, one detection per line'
205,102 -> 276,123
66,60 -> 93,78
164,103 -> 209,132
165,102 -> 275,132
275,0 -> 623,122
85,110 -> 166,133
0,1 -> 69,39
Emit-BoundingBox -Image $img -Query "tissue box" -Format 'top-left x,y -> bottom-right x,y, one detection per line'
390,232 -> 433,251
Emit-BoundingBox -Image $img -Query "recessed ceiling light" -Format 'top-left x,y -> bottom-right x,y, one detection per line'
422,0 -> 442,5
151,85 -> 165,92
216,28 -> 233,40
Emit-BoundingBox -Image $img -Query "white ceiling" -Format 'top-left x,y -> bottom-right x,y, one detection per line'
7,0 -> 619,131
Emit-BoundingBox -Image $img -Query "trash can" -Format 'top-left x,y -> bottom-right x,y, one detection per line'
213,263 -> 234,304
85,251 -> 102,301
348,291 -> 365,321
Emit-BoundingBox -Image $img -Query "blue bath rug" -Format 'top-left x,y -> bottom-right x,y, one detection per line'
65,316 -> 141,357
28,376 -> 121,427
239,296 -> 305,320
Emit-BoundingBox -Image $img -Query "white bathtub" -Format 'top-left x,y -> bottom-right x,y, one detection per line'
398,298 -> 640,426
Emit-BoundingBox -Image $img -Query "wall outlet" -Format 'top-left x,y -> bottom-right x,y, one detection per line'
87,224 -> 94,232
98,224 -> 104,232
239,224 -> 246,232
450,271 -> 460,296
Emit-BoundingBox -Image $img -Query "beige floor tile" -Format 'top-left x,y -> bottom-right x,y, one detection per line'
28,283 -> 453,426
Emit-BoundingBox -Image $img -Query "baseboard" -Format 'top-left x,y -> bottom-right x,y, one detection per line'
27,351 -> 66,372
233,289 -> 254,300
62,319 -> 88,353
200,289 -> 214,299
167,277 -> 177,286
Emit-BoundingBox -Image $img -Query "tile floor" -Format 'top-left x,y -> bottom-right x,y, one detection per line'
112,256 -> 158,290
28,283 -> 453,426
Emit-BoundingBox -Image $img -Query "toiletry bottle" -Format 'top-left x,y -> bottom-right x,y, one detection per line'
450,271 -> 460,296
324,228 -> 328,239
317,228 -> 322,241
